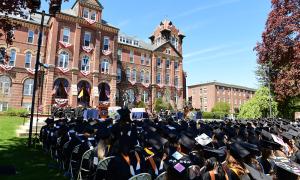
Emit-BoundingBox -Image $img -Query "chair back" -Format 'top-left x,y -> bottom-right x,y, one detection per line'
128,173 -> 152,180
97,156 -> 115,171
155,171 -> 166,180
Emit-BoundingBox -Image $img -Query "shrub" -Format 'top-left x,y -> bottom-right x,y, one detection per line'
136,101 -> 146,108
202,111 -> 226,119
212,102 -> 230,113
5,108 -> 29,117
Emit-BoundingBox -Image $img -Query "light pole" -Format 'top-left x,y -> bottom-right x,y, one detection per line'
28,0 -> 63,147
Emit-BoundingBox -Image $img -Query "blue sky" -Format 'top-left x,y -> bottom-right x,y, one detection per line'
42,0 -> 271,89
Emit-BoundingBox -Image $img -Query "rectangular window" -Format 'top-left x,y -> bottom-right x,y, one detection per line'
84,32 -> 91,47
83,8 -> 89,18
28,30 -> 34,43
157,57 -> 161,67
90,11 -> 97,21
0,82 -> 10,95
145,54 -> 150,65
63,28 -> 70,43
133,40 -> 139,46
166,59 -> 170,69
22,103 -> 31,112
9,50 -> 16,66
130,50 -> 134,63
141,53 -> 145,65
24,83 -> 33,96
117,49 -> 122,61
175,76 -> 179,87
103,37 -> 110,51
174,60 -> 179,70
156,73 -> 161,84
166,74 -> 170,85
25,52 -> 32,68
0,102 -> 8,112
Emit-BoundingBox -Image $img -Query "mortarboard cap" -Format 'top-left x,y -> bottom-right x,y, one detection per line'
45,117 -> 54,124
229,143 -> 250,159
244,163 -> 272,180
179,133 -> 196,152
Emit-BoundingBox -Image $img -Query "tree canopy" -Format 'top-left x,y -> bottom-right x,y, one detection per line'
154,98 -> 173,112
255,0 -> 300,101
238,86 -> 278,119
211,102 -> 230,113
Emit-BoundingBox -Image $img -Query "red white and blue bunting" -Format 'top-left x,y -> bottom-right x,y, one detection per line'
26,68 -> 36,75
80,70 -> 90,77
59,41 -> 72,48
84,18 -> 96,25
57,67 -> 70,74
102,50 -> 112,56
0,64 -> 13,71
82,46 -> 93,53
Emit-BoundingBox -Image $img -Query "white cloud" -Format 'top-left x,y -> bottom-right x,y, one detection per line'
184,44 -> 231,58
184,47 -> 249,64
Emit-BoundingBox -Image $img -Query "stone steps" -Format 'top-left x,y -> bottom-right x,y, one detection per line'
16,117 -> 47,137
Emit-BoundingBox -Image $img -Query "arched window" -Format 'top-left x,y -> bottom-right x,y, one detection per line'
9,49 -> 16,66
117,66 -> 122,82
23,79 -> 34,96
0,76 -> 11,95
145,71 -> 150,83
126,68 -> 131,81
140,70 -> 144,83
101,59 -> 109,74
24,51 -> 32,68
131,69 -> 136,82
142,91 -> 149,103
58,51 -> 69,68
81,55 -> 90,71
126,89 -> 135,103
53,78 -> 69,99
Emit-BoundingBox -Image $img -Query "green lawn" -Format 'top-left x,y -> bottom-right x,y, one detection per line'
0,116 -> 66,180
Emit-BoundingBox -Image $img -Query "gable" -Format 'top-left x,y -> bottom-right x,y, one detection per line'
153,41 -> 182,58
73,0 -> 104,10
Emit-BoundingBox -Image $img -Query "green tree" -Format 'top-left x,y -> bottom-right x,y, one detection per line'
154,98 -> 168,112
238,86 -> 278,119
212,102 -> 230,113
136,101 -> 146,108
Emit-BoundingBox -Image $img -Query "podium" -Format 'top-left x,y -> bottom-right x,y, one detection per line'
98,102 -> 110,119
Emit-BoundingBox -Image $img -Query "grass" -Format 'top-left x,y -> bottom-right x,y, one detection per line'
0,116 -> 66,180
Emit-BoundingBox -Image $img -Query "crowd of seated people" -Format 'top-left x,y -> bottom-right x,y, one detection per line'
40,107 -> 300,180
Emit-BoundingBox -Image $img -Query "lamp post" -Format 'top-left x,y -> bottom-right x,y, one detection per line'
28,0 -> 63,147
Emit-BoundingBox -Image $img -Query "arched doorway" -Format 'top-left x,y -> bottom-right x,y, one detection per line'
98,82 -> 110,102
77,80 -> 91,107
53,78 -> 69,99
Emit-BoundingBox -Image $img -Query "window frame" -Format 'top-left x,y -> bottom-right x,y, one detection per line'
81,55 -> 90,72
23,79 -> 34,96
58,51 -> 69,68
62,27 -> 70,43
9,49 -> 16,66
101,59 -> 109,74
27,30 -> 34,43
130,50 -> 134,63
83,8 -> 89,19
103,36 -> 110,51
24,51 -> 32,68
84,32 -> 91,47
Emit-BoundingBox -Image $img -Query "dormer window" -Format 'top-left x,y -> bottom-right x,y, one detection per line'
91,11 -> 97,21
83,8 -> 89,18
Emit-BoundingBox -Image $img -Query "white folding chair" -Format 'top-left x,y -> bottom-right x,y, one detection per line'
97,156 -> 115,171
128,173 -> 152,180
77,148 -> 95,180
155,171 -> 166,180
68,144 -> 81,179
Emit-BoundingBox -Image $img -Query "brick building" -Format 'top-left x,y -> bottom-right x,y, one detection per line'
0,0 -> 186,112
188,82 -> 256,113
